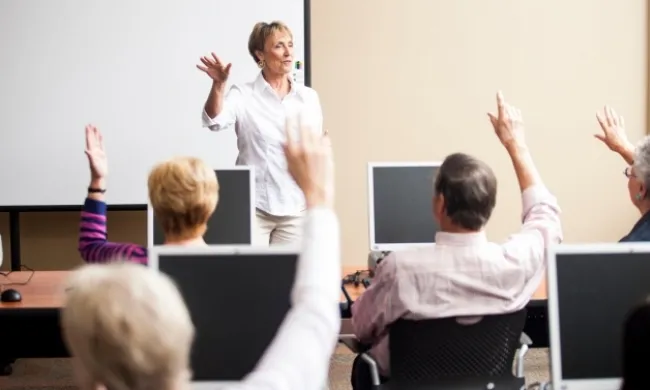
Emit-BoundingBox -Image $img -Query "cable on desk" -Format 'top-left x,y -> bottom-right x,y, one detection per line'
0,264 -> 35,292
342,269 -> 371,288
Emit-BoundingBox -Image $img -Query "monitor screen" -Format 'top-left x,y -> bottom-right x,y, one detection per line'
549,245 -> 650,390
148,168 -> 254,246
157,251 -> 297,382
368,163 -> 440,251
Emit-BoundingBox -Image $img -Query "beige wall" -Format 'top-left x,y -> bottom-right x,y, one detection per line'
0,0 -> 647,271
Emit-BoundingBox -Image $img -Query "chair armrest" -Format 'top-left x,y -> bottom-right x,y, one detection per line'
520,332 -> 533,346
339,334 -> 371,354
339,334 -> 381,386
515,332 -> 532,378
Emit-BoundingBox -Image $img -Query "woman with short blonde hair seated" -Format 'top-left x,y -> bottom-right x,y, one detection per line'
63,127 -> 339,390
78,125 -> 219,264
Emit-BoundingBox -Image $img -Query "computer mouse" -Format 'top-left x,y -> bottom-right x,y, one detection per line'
1,288 -> 22,303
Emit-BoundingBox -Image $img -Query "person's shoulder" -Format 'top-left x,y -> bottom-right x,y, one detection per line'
389,245 -> 441,271
296,84 -> 320,101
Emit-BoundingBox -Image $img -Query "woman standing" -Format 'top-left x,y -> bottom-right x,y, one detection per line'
197,21 -> 324,246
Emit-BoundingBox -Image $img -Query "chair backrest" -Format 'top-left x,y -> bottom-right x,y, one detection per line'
388,308 -> 527,383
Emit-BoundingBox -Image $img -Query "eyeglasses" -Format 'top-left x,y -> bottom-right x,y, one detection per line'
624,167 -> 635,178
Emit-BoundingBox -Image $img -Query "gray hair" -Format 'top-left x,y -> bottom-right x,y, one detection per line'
633,136 -> 650,195
434,153 -> 498,230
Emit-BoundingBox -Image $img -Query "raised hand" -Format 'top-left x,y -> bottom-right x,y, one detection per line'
84,125 -> 107,180
595,106 -> 633,154
283,121 -> 334,209
487,91 -> 526,150
196,53 -> 232,86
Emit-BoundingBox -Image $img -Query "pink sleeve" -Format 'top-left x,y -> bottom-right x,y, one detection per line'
351,254 -> 406,344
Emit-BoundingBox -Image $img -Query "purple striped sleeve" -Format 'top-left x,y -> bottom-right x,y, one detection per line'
78,198 -> 148,264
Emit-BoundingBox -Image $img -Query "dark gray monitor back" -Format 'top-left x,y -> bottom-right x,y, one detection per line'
158,252 -> 297,381
151,169 -> 253,245
555,251 -> 650,380
370,165 -> 440,246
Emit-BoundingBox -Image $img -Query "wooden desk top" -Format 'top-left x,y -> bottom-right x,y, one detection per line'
0,271 -> 68,309
0,266 -> 547,310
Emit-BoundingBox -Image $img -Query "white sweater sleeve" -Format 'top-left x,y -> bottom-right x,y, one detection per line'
225,207 -> 341,390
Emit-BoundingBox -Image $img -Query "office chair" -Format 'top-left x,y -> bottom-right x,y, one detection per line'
341,308 -> 531,390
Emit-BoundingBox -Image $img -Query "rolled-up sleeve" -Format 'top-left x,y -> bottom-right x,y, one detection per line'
502,184 -> 563,280
202,85 -> 243,131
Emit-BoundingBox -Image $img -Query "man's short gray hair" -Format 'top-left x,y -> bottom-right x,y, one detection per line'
633,136 -> 650,196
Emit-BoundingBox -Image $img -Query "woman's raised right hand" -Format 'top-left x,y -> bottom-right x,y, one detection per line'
196,52 -> 232,86
595,106 -> 633,154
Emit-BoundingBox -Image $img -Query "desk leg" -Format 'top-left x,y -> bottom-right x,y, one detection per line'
0,358 -> 15,376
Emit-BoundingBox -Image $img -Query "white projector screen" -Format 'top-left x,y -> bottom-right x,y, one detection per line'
0,0 -> 310,208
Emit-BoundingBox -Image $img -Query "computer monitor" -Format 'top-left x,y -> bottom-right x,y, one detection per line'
149,245 -> 299,389
367,162 -> 441,251
147,167 -> 255,247
547,243 -> 650,390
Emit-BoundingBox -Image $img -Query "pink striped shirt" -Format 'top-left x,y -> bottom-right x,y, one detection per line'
78,198 -> 148,264
351,184 -> 563,376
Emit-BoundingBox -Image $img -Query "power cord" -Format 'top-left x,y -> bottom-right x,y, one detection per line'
0,265 -> 35,292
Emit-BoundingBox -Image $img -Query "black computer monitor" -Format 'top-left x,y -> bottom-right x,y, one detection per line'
147,167 -> 255,246
547,243 -> 650,390
367,162 -> 441,251
149,246 -> 298,387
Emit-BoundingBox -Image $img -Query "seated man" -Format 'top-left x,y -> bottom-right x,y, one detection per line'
78,125 -> 219,264
62,126 -> 340,390
350,92 -> 563,389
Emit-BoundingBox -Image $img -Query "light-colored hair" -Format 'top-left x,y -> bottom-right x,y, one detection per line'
248,21 -> 292,63
148,156 -> 219,240
634,137 -> 650,196
61,262 -> 195,390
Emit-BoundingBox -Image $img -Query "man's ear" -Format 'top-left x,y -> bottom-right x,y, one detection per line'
433,193 -> 445,216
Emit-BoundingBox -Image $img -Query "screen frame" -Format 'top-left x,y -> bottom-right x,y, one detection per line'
148,243 -> 301,270
147,165 -> 256,248
547,242 -> 650,390
149,244 -> 300,386
367,161 -> 441,252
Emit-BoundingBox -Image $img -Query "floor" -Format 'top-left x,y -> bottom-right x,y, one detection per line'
0,346 -> 550,390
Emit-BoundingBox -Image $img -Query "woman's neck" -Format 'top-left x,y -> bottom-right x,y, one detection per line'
164,235 -> 207,246
638,201 -> 650,216
262,70 -> 289,94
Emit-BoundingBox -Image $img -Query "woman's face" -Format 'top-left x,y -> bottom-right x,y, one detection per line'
258,29 -> 293,76
626,166 -> 645,206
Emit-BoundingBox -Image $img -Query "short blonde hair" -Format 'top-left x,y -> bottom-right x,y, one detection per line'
248,21 -> 293,63
148,156 -> 219,240
61,262 -> 195,390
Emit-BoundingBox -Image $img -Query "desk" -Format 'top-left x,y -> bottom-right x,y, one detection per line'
0,271 -> 69,374
0,267 -> 549,375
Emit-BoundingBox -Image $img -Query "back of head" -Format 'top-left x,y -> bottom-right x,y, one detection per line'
148,156 -> 219,241
621,301 -> 650,390
61,262 -> 195,390
434,153 -> 497,231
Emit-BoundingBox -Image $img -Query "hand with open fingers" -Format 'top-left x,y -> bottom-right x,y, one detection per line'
595,106 -> 632,154
487,91 -> 526,149
84,125 -> 108,180
283,123 -> 334,209
196,52 -> 232,86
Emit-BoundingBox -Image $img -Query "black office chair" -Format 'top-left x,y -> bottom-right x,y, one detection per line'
341,308 -> 532,390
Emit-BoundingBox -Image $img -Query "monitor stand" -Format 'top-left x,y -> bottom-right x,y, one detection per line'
367,251 -> 391,275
